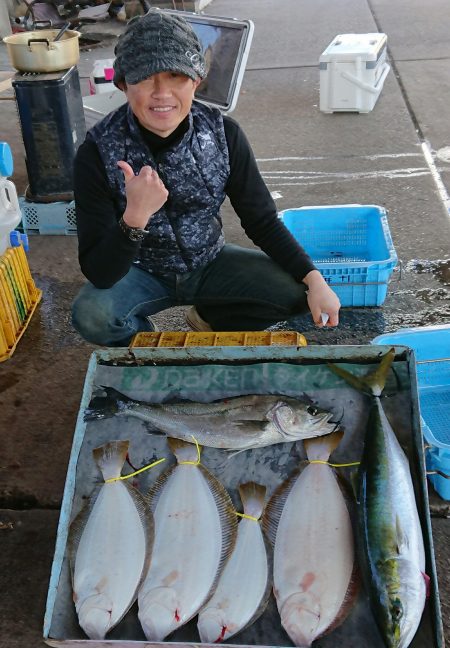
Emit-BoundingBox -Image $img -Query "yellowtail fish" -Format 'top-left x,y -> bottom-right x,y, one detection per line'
67,440 -> 154,640
329,350 -> 427,648
263,431 -> 358,647
138,438 -> 237,640
198,482 -> 271,643
85,387 -> 338,451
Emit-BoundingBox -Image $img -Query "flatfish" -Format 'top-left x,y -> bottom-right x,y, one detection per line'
138,437 -> 237,640
198,482 -> 271,643
263,431 -> 358,647
67,440 -> 154,639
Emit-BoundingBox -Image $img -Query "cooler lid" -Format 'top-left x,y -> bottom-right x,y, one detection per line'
163,9 -> 254,113
319,33 -> 387,63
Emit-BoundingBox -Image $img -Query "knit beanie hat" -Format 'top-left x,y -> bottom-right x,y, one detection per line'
113,9 -> 207,86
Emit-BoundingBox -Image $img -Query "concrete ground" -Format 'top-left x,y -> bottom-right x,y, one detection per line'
1,0 -> 450,645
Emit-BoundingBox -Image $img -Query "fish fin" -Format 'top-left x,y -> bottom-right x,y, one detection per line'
167,437 -> 202,463
395,515 -> 410,554
67,484 -> 104,582
239,482 -> 267,520
84,386 -> 133,421
422,572 -> 431,599
93,440 -> 129,481
328,348 -> 396,397
226,448 -> 250,459
146,464 -> 178,511
318,560 -> 360,638
261,469 -> 300,546
198,464 -> 238,600
348,469 -> 360,504
304,429 -> 344,462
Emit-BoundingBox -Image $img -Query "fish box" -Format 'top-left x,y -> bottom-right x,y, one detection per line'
373,324 -> 450,500
43,345 -> 444,648
319,33 -> 390,113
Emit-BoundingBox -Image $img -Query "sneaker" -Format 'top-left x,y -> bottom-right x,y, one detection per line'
185,306 -> 213,332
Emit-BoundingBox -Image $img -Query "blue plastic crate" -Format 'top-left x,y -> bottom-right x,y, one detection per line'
373,325 -> 450,499
279,204 -> 398,307
19,197 -> 77,235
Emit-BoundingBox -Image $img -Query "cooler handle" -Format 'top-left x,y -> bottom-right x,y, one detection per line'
340,63 -> 390,95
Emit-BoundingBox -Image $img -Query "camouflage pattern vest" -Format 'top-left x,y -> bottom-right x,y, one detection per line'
88,101 -> 230,273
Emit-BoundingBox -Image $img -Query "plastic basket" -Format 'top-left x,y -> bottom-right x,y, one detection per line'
0,237 -> 42,361
19,197 -> 77,235
372,325 -> 450,499
279,204 -> 398,307
130,330 -> 307,348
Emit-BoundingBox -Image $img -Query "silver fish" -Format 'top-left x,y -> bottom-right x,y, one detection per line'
329,350 -> 427,648
198,482 -> 272,643
85,387 -> 338,451
67,440 -> 154,640
138,437 -> 237,640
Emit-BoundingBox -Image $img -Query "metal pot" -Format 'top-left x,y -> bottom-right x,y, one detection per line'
3,29 -> 81,73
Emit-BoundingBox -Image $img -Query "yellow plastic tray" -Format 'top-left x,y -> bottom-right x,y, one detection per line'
130,330 -> 307,348
0,243 -> 42,362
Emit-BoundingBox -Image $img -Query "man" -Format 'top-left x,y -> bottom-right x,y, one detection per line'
72,9 -> 340,346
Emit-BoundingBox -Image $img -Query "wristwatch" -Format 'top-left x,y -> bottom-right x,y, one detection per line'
118,216 -> 148,242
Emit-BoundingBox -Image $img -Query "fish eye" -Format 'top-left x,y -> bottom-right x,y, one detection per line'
307,405 -> 318,416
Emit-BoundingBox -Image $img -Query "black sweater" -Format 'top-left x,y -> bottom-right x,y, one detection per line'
74,114 -> 315,288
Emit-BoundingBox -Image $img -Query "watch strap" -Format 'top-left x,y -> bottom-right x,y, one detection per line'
118,216 -> 147,242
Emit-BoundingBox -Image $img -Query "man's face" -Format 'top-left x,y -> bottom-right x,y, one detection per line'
123,71 -> 201,138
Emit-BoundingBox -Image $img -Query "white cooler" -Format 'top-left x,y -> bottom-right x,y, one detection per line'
319,33 -> 390,113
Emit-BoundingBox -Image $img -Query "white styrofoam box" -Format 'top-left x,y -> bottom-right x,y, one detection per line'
319,33 -> 390,113
82,89 -> 127,130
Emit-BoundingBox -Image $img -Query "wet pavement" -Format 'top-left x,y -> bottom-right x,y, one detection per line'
1,0 -> 450,645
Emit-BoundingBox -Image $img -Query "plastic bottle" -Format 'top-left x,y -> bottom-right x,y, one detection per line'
88,59 -> 116,95
0,142 -> 22,257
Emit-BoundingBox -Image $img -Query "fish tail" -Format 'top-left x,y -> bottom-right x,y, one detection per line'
167,436 -> 202,464
304,429 -> 344,462
328,348 -> 395,397
84,386 -> 133,421
239,482 -> 267,520
93,440 -> 129,481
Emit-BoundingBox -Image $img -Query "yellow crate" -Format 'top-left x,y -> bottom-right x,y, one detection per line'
130,330 -> 307,348
0,243 -> 42,362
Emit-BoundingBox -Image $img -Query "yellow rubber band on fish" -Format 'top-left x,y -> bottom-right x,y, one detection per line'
179,435 -> 202,465
235,511 -> 259,522
105,457 -> 166,483
309,460 -> 361,467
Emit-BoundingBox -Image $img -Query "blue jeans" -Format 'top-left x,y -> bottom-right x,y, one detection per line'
71,244 -> 309,345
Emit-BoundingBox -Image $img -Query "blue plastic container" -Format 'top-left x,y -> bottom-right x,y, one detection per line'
373,324 -> 450,500
19,197 -> 77,235
279,204 -> 398,307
